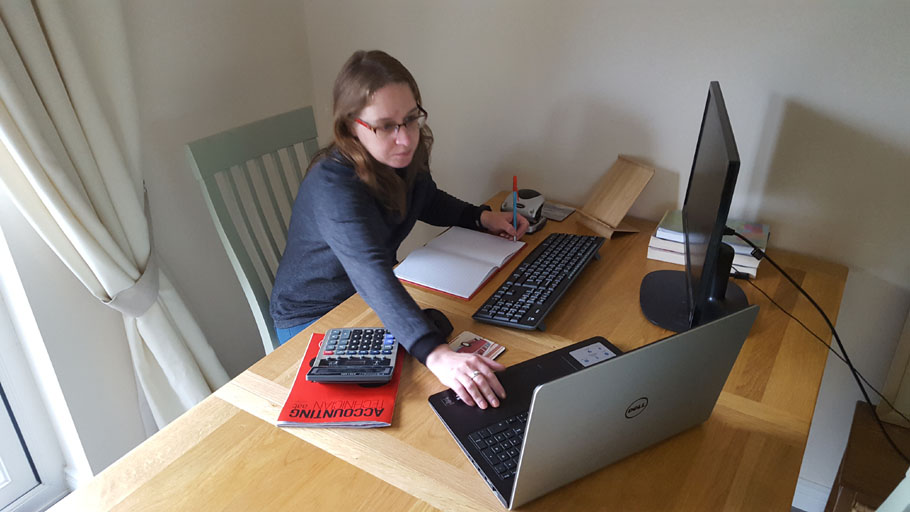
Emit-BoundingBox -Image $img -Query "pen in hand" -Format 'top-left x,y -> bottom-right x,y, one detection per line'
512,176 -> 518,242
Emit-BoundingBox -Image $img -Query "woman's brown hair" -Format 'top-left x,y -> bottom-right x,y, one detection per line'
310,50 -> 433,217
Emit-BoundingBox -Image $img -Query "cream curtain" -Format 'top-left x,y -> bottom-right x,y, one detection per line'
0,1 -> 228,427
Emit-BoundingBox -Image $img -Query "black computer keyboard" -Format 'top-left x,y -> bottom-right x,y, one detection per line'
472,233 -> 605,330
468,412 -> 529,480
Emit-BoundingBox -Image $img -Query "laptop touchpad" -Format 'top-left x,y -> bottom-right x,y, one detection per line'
569,342 -> 617,367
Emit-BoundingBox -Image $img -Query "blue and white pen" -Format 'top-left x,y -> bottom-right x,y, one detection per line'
512,176 -> 518,241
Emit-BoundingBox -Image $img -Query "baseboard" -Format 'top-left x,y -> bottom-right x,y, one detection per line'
63,464 -> 88,491
793,477 -> 832,512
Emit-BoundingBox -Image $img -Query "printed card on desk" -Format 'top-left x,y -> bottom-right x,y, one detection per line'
448,331 -> 505,360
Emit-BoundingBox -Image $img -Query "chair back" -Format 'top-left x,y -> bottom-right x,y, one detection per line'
186,107 -> 319,354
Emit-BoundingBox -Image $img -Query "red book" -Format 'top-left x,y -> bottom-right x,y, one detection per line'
276,333 -> 404,428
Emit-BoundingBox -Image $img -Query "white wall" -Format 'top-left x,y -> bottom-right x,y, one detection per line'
121,0 -> 314,377
302,1 -> 909,272
298,2 -> 910,509
797,270 -> 910,509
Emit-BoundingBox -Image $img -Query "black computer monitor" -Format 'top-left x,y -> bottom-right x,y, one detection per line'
639,82 -> 749,332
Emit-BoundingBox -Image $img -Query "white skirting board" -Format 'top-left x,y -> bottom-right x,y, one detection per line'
792,477 -> 831,512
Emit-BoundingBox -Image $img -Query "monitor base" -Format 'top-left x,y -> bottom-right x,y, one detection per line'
640,270 -> 748,332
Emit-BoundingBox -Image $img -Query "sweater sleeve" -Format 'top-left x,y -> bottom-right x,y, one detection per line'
309,169 -> 444,363
416,173 -> 490,231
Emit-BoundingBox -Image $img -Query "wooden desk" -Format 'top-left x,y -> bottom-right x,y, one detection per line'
54,193 -> 848,511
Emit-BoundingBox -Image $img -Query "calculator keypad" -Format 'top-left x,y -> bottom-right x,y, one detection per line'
307,328 -> 399,384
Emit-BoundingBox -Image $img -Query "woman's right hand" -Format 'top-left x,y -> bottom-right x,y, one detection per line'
425,344 -> 506,409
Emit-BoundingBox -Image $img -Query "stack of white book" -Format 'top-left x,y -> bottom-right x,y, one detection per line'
647,210 -> 770,278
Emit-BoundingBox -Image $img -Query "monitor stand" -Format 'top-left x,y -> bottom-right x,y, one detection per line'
639,264 -> 749,333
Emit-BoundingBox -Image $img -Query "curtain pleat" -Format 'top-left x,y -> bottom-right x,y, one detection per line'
0,0 -> 228,428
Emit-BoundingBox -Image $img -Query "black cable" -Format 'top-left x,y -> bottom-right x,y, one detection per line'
727,227 -> 910,465
731,263 -> 910,425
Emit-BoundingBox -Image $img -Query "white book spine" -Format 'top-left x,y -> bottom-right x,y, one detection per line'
646,246 -> 757,277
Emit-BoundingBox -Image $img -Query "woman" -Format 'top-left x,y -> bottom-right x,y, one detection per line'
270,50 -> 529,409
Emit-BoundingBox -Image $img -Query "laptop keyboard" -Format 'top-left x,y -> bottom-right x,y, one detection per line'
467,412 -> 529,480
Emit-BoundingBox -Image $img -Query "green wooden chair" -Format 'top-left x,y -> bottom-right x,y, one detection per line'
186,107 -> 319,354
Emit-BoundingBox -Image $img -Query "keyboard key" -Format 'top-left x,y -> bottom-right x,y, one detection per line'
472,233 -> 604,330
489,421 -> 509,434
482,448 -> 497,465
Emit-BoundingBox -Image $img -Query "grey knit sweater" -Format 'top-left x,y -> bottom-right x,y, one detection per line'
269,153 -> 487,363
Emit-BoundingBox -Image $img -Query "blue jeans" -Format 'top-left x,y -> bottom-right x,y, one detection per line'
275,318 -> 317,345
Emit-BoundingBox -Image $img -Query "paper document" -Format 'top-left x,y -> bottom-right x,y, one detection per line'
394,227 -> 525,299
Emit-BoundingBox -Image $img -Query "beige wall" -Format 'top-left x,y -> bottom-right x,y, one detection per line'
303,1 -> 909,288
299,2 -> 910,509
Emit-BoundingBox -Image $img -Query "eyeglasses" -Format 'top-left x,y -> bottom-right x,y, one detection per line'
355,105 -> 427,141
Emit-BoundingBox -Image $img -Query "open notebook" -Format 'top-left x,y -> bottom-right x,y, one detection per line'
394,227 -> 525,299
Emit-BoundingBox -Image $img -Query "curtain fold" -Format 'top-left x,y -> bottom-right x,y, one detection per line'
0,0 -> 228,427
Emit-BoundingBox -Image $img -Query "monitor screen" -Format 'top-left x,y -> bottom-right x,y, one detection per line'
639,82 -> 749,332
683,82 -> 741,326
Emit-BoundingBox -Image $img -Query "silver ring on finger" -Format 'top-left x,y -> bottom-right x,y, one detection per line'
469,370 -> 481,380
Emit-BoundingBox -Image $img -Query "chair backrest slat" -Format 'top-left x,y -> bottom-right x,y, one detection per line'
287,141 -> 306,185
219,169 -> 273,292
238,162 -> 278,284
186,106 -> 318,354
269,150 -> 294,232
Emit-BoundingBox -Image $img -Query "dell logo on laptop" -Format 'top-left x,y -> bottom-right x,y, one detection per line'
625,397 -> 648,418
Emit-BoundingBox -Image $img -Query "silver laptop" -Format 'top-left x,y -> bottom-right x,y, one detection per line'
429,305 -> 759,509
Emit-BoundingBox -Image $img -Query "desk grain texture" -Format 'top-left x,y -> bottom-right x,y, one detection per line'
54,192 -> 847,511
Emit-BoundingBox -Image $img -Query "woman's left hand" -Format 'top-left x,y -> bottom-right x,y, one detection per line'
480,210 -> 530,240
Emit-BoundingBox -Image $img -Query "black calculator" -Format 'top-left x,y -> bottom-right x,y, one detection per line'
305,328 -> 400,384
